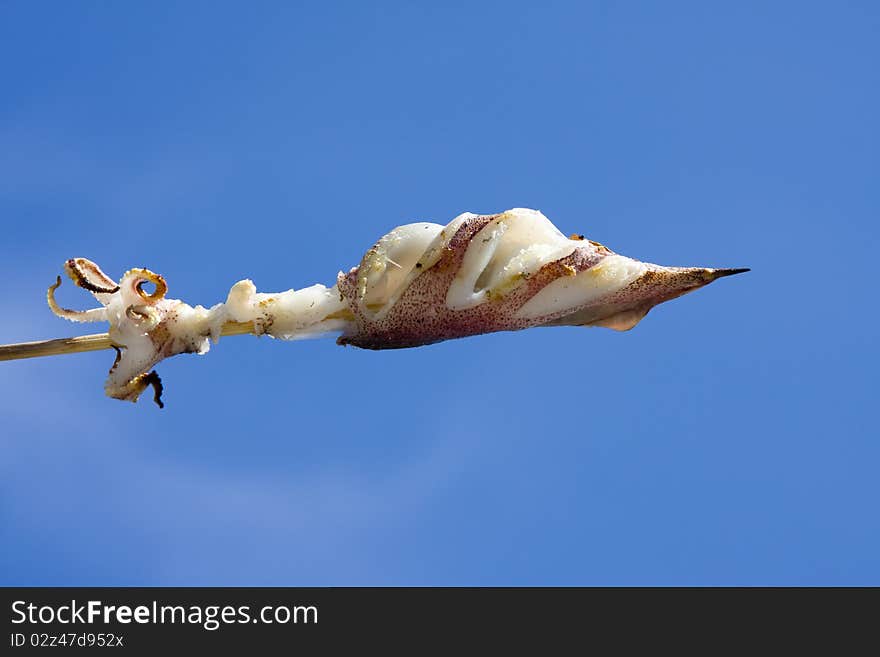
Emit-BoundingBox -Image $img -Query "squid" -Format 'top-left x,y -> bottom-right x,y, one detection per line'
39,208 -> 747,406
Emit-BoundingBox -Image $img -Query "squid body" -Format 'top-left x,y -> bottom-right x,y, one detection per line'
48,208 -> 747,406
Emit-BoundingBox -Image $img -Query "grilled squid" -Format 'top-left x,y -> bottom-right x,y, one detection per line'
48,208 -> 747,406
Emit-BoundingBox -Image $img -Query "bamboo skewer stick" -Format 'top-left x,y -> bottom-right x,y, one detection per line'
0,321 -> 256,362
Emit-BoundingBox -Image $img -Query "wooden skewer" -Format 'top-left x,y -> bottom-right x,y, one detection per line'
0,321 -> 256,362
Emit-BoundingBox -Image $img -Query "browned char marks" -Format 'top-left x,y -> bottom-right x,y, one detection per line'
65,258 -> 120,294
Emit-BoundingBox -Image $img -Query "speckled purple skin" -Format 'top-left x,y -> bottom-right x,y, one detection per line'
337,213 -> 747,350
338,214 -> 599,349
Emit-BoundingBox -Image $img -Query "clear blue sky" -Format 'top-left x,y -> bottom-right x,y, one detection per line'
1,1 -> 877,585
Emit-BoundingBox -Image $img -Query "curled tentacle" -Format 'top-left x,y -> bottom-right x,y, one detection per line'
124,304 -> 161,330
106,369 -> 164,408
47,276 -> 109,323
126,269 -> 168,302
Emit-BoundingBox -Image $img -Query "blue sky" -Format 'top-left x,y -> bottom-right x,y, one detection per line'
1,1 -> 877,585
